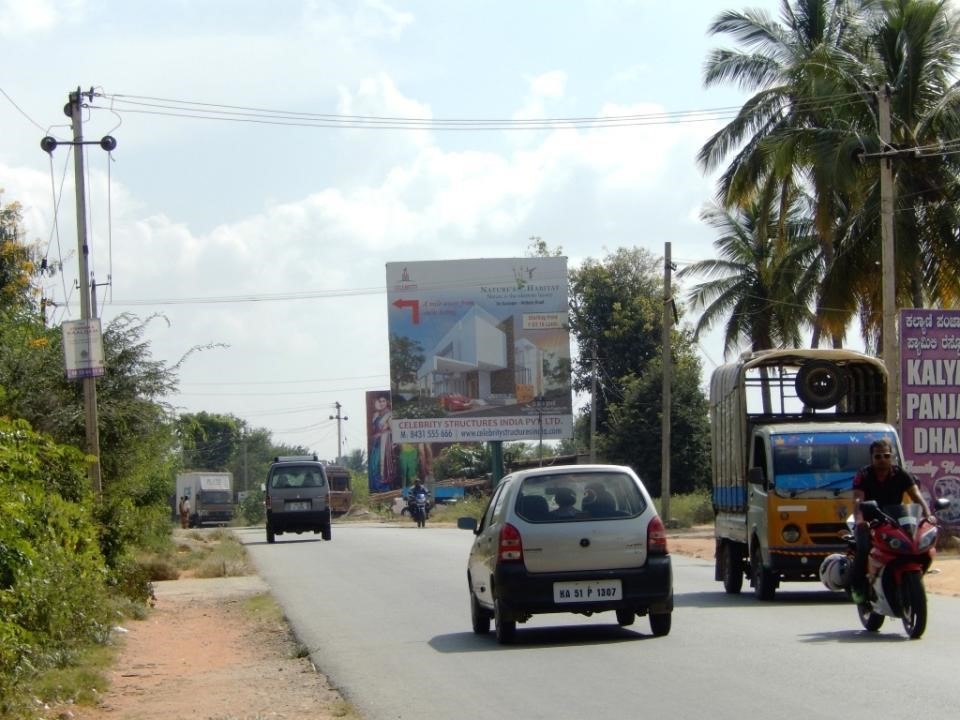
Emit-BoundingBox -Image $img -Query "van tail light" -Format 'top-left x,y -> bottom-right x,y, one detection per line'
498,523 -> 524,564
647,516 -> 668,555
265,493 -> 272,510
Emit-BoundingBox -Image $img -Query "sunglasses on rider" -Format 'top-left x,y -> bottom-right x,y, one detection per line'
873,452 -> 892,460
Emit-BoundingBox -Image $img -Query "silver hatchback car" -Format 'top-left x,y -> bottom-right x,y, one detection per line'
458,464 -> 673,643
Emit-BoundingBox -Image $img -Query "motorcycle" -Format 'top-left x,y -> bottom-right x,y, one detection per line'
408,490 -> 430,528
820,498 -> 950,639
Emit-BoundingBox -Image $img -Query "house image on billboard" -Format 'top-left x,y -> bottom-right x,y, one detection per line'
417,306 -> 544,407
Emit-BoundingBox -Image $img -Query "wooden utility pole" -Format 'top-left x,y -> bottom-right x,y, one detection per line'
661,242 -> 673,523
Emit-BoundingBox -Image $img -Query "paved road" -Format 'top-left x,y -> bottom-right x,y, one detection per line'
236,523 -> 959,720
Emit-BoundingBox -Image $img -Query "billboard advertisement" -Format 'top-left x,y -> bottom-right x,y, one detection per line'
365,389 -> 449,493
900,308 -> 960,530
386,258 -> 573,444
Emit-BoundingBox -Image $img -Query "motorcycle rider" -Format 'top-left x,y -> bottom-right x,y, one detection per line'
850,439 -> 935,602
409,478 -> 430,518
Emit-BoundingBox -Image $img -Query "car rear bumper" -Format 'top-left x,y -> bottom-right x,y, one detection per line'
267,510 -> 330,533
492,555 -> 673,615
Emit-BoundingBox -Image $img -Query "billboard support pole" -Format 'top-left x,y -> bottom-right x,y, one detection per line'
489,441 -> 504,487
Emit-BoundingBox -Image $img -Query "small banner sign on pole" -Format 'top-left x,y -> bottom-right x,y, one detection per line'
62,318 -> 106,379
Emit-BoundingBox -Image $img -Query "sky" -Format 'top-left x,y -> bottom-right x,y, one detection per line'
1,0 -> 786,462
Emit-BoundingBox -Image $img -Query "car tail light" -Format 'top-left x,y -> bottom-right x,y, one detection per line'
498,523 -> 524,564
647,516 -> 668,555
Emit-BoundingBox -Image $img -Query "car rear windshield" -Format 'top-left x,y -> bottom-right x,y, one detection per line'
515,471 -> 646,522
269,467 -> 326,489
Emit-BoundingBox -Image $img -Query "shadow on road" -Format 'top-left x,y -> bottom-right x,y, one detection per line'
428,623 -> 663,653
676,589 -> 850,608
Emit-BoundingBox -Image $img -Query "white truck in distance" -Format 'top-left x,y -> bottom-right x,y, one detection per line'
176,471 -> 234,527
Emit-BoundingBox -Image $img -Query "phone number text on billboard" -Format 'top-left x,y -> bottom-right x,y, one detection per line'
394,416 -> 573,443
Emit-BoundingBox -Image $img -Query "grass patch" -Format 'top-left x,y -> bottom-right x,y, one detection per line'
139,528 -> 254,580
430,496 -> 488,523
25,643 -> 114,708
193,534 -> 251,578
654,489 -> 714,528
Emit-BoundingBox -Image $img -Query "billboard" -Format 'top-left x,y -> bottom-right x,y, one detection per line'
386,258 -> 573,444
900,308 -> 960,529
365,389 -> 449,493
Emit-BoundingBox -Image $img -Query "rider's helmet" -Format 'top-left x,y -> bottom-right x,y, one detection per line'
819,553 -> 850,592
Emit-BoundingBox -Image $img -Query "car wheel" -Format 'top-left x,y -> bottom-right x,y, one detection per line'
649,612 -> 672,637
266,524 -> 275,544
494,599 -> 516,644
615,608 -> 635,626
471,592 -> 491,635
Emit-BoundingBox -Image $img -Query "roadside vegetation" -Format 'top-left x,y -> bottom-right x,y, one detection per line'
5,0 -> 960,714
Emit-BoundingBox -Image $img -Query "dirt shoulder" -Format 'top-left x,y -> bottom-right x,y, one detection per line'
42,575 -> 351,720
40,526 -> 959,720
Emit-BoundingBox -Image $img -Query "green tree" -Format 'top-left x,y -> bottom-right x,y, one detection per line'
598,342 -> 711,496
341,447 -> 367,473
569,247 -> 665,431
678,189 -> 819,356
0,191 -> 40,317
177,411 -> 242,470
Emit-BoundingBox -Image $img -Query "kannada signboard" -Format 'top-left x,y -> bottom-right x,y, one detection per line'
61,319 -> 106,380
386,258 -> 573,443
900,308 -> 960,529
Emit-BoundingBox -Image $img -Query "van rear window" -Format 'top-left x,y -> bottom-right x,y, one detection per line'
270,468 -> 326,489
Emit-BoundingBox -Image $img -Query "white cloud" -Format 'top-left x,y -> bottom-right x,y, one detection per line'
0,0 -> 81,35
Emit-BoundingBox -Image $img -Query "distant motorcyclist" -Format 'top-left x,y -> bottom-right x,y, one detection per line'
409,478 -> 430,502
408,479 -> 430,527
850,439 -> 935,602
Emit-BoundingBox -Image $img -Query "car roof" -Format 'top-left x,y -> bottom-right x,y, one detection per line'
506,463 -> 634,480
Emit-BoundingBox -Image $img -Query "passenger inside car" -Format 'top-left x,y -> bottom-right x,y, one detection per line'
550,487 -> 582,518
583,483 -> 618,518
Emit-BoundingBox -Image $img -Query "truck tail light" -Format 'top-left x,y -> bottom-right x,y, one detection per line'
647,516 -> 668,555
498,523 -> 524,564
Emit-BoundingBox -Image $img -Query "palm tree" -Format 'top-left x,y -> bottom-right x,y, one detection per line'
678,185 -> 819,358
831,0 -> 960,351
699,0 -> 960,352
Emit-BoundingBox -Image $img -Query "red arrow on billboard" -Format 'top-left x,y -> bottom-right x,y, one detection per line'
392,298 -> 420,324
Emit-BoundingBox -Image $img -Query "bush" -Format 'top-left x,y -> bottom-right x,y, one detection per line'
654,488 -> 714,527
240,489 -> 265,525
0,418 -> 114,708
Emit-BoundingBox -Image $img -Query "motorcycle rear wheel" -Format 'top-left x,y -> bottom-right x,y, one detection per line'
857,601 -> 884,632
900,571 -> 927,639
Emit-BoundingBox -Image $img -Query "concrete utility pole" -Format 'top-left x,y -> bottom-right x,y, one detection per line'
877,85 -> 899,429
329,402 -> 348,463
661,242 -> 674,523
41,88 -> 116,496
589,344 -> 597,463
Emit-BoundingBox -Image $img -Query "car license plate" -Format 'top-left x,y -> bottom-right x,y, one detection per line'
553,579 -> 622,603
285,501 -> 310,511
